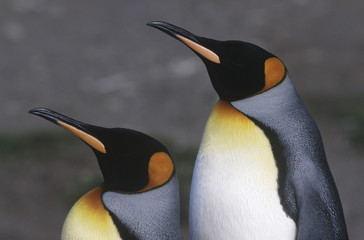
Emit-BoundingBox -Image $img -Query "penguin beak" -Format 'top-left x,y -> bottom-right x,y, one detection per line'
29,108 -> 107,154
147,21 -> 221,64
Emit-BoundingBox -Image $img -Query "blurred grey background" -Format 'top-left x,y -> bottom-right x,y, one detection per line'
1,0 -> 363,239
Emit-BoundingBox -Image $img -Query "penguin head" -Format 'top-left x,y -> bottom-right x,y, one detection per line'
148,21 -> 286,102
29,108 -> 174,193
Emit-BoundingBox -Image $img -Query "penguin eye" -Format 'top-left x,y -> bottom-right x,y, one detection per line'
262,57 -> 285,91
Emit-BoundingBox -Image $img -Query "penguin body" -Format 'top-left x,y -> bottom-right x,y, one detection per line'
190,100 -> 296,239
30,108 -> 183,240
149,21 -> 348,239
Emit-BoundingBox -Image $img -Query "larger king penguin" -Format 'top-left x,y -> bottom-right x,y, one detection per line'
30,108 -> 183,240
148,21 -> 348,239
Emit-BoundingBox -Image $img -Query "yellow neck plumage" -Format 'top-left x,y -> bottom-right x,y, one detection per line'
61,187 -> 121,240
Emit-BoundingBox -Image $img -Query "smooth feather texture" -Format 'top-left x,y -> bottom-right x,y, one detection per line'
103,174 -> 183,240
190,101 -> 296,240
232,75 -> 348,239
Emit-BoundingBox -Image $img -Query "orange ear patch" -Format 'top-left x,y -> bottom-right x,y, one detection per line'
139,152 -> 174,192
262,57 -> 285,92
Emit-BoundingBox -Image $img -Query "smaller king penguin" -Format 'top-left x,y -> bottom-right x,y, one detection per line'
148,21 -> 348,240
29,108 -> 183,240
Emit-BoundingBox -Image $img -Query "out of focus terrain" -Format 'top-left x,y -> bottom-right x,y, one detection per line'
1,0 -> 363,239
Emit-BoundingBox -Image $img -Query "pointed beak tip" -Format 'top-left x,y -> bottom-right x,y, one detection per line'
146,21 -> 174,34
147,21 -> 166,27
28,107 -> 66,126
28,107 -> 48,115
146,21 -> 156,27
28,108 -> 41,115
29,107 -> 106,154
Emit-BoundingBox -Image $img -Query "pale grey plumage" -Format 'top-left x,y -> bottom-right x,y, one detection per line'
232,74 -> 347,239
103,174 -> 183,240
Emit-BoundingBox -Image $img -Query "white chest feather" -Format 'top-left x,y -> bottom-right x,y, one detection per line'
190,101 -> 296,240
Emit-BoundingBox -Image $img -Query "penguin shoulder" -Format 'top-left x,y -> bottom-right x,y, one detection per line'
61,187 -> 121,240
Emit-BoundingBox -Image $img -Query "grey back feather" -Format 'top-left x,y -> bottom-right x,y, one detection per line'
102,174 -> 183,240
232,75 -> 348,239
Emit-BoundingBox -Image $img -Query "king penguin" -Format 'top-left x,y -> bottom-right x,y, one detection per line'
148,21 -> 348,240
29,107 -> 183,240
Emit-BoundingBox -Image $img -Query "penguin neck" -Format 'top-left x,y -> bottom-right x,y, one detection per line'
231,74 -> 310,128
197,100 -> 281,180
102,174 -> 183,240
202,100 -> 263,151
230,74 -> 322,156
